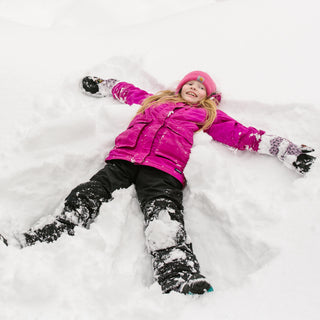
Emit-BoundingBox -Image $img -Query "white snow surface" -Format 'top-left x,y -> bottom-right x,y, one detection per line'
1,0 -> 320,319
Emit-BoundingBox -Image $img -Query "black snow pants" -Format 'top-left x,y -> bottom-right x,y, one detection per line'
23,160 -> 207,293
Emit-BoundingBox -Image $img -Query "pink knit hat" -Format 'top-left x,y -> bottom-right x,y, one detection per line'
176,71 -> 217,97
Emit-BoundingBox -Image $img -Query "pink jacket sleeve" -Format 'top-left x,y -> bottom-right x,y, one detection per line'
205,110 -> 265,151
111,82 -> 152,106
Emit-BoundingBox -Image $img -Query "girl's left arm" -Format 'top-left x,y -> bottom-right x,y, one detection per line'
204,110 -> 265,152
205,110 -> 316,175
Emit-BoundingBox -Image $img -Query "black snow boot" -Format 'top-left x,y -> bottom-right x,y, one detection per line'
179,273 -> 213,295
155,245 -> 213,295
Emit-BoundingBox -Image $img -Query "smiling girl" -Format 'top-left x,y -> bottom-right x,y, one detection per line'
1,71 -> 315,295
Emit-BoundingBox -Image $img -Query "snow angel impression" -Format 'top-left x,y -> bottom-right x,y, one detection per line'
0,70 -> 316,295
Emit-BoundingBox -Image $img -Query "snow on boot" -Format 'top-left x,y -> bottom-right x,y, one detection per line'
142,197 -> 211,295
0,234 -> 8,246
23,218 -> 75,247
80,76 -> 118,97
180,273 -> 213,295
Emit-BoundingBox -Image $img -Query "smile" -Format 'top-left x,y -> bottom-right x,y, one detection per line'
186,91 -> 197,97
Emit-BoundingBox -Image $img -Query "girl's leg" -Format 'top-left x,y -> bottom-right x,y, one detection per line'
135,166 -> 213,294
22,160 -> 137,247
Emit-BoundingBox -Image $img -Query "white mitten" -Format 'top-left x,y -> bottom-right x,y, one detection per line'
80,76 -> 119,97
258,134 -> 316,174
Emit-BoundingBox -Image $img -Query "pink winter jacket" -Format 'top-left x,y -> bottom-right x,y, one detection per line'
106,82 -> 265,184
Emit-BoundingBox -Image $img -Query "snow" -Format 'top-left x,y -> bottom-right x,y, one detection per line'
145,208 -> 182,252
0,0 -> 320,319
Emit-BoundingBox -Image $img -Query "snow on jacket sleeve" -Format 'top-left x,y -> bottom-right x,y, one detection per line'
111,82 -> 153,106
204,109 -> 265,151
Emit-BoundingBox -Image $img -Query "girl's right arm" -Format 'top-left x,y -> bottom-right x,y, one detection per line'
112,82 -> 152,106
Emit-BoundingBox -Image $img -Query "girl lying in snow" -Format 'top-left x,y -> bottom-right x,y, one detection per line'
0,71 -> 316,295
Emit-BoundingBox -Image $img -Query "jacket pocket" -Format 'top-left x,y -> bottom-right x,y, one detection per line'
115,121 -> 149,148
155,126 -> 193,167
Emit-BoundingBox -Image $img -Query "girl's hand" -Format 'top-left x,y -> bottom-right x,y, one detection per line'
293,145 -> 316,174
258,135 -> 316,175
80,76 -> 119,97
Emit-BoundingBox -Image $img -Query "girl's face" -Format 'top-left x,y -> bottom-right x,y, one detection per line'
180,80 -> 207,104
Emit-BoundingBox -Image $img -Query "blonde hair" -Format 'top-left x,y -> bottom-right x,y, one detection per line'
137,90 -> 218,131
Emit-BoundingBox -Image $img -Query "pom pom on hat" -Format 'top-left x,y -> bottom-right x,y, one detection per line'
175,71 -> 217,97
